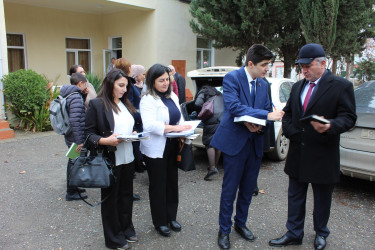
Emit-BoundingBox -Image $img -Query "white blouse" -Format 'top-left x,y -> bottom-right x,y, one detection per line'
113,101 -> 135,166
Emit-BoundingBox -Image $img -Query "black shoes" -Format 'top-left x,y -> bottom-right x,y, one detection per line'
155,225 -> 171,237
66,192 -> 87,201
234,224 -> 255,242
314,234 -> 327,250
125,234 -> 138,243
132,193 -> 140,201
204,167 -> 218,181
76,188 -> 86,193
169,221 -> 181,232
218,231 -> 230,249
269,234 -> 302,247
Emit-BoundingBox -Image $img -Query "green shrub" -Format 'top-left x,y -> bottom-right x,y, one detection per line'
86,73 -> 103,92
354,59 -> 375,83
2,69 -> 52,132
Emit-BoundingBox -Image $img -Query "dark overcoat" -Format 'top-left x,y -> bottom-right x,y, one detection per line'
282,70 -> 356,184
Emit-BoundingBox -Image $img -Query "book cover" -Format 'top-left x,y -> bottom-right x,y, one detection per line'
234,115 -> 267,126
300,115 -> 330,124
66,143 -> 80,159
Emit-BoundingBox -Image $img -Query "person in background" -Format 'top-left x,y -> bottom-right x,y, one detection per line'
69,65 -> 97,107
61,73 -> 88,201
194,85 -> 223,181
210,44 -> 284,249
269,43 -> 357,250
107,57 -> 116,74
131,64 -> 146,94
169,71 -> 179,97
168,65 -> 186,104
85,69 -> 138,250
140,64 -> 191,237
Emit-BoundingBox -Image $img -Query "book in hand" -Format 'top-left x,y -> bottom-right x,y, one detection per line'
234,115 -> 266,126
116,132 -> 150,141
165,120 -> 202,138
300,115 -> 330,124
66,143 -> 80,159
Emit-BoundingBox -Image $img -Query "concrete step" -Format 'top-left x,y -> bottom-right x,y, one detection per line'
0,120 -> 15,140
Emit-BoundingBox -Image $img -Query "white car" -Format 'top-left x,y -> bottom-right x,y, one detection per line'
181,66 -> 295,161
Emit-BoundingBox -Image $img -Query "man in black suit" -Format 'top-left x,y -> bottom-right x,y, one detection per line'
269,44 -> 356,250
168,65 -> 186,104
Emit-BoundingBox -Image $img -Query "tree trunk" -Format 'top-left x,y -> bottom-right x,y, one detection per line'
331,58 -> 337,75
346,61 -> 351,79
283,64 -> 291,78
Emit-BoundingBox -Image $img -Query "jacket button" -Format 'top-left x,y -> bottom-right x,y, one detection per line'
302,128 -> 305,132
301,142 -> 304,146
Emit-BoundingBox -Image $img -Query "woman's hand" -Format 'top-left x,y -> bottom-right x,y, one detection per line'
164,124 -> 192,133
98,134 -> 123,146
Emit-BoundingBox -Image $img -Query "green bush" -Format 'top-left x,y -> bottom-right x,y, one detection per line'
86,73 -> 103,92
2,69 -> 52,131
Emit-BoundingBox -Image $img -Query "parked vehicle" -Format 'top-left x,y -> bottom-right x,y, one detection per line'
340,80 -> 375,181
181,66 -> 295,161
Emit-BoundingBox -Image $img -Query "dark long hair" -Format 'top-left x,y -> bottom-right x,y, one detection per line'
145,63 -> 172,98
98,69 -> 135,114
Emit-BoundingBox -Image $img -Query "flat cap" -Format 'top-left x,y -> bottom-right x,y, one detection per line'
296,43 -> 326,64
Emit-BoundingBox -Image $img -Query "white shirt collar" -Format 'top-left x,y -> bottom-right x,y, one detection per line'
244,67 -> 256,83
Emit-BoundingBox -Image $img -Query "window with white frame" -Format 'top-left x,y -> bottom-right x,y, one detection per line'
66,38 -> 92,74
197,37 -> 214,69
7,33 -> 27,72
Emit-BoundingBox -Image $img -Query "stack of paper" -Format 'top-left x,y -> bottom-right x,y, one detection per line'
117,132 -> 150,141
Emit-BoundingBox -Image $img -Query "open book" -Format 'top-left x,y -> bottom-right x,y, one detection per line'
234,115 -> 267,126
300,115 -> 330,124
165,120 -> 202,138
117,132 -> 150,141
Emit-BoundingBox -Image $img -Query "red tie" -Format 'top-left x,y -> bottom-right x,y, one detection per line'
303,82 -> 316,111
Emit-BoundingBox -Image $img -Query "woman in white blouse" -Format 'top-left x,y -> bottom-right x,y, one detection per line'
85,69 -> 137,250
140,64 -> 191,237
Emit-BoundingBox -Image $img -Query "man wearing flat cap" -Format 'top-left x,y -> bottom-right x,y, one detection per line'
269,43 -> 357,250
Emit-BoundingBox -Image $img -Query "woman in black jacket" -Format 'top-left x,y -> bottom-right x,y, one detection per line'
85,69 -> 137,250
195,85 -> 224,180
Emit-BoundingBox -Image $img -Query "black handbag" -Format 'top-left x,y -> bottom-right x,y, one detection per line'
176,138 -> 196,172
69,135 -> 115,206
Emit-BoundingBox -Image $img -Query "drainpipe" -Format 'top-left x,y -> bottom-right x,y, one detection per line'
0,0 -> 7,120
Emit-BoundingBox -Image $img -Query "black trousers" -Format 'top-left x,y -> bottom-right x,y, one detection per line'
144,139 -> 179,227
66,158 -> 77,194
286,177 -> 335,239
101,161 -> 135,249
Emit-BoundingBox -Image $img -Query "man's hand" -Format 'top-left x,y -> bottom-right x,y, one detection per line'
267,110 -> 285,121
311,117 -> 331,133
244,122 -> 262,132
76,143 -> 83,153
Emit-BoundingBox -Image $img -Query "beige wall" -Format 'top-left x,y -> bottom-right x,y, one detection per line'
4,0 -> 238,92
4,2 -> 108,85
215,47 -> 238,67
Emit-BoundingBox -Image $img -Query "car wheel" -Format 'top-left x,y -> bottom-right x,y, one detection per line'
266,128 -> 289,161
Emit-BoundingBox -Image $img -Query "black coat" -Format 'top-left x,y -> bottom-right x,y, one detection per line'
195,86 -> 223,146
282,70 -> 356,184
174,72 -> 186,104
60,85 -> 86,147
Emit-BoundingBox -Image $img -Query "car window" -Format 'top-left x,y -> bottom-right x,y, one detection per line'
279,81 -> 293,103
355,86 -> 375,113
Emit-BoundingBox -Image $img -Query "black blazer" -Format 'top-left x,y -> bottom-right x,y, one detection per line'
282,70 -> 356,184
85,98 -> 117,162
